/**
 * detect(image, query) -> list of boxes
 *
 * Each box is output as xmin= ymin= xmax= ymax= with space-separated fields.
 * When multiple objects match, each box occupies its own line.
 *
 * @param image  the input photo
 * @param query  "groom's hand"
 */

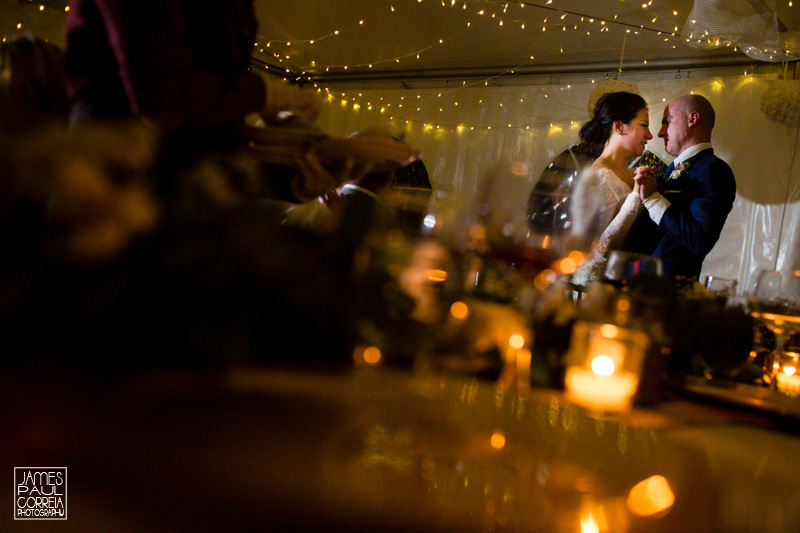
xmin=634 ymin=166 xmax=657 ymax=200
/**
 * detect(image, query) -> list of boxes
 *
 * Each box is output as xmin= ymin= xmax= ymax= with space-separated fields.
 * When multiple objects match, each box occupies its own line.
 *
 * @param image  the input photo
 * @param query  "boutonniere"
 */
xmin=667 ymin=161 xmax=691 ymax=181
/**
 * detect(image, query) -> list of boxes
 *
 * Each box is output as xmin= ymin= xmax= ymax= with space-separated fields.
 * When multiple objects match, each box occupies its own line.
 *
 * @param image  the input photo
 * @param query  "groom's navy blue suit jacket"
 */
xmin=624 ymin=148 xmax=736 ymax=279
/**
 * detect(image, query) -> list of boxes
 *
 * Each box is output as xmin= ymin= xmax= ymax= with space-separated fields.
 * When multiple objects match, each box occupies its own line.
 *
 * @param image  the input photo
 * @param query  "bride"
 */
xmin=570 ymin=91 xmax=652 ymax=286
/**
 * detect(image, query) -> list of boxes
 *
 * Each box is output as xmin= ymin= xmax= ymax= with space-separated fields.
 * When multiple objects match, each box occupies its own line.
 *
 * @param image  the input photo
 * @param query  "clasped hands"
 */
xmin=633 ymin=165 xmax=658 ymax=201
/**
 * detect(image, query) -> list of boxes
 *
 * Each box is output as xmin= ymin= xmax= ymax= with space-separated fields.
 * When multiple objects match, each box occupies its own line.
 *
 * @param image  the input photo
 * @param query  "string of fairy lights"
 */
xmin=249 ymin=0 xmax=787 ymax=135
xmin=317 ymin=75 xmax=753 ymax=138
xmin=242 ymin=0 xmax=797 ymax=136
xmin=0 ymin=0 xmax=791 ymax=137
xmin=0 ymin=0 xmax=69 ymax=43
xmin=254 ymin=0 xmax=781 ymax=82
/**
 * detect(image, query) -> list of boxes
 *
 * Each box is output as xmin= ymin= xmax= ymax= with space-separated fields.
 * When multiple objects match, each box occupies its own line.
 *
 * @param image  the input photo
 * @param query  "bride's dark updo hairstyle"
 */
xmin=579 ymin=91 xmax=647 ymax=146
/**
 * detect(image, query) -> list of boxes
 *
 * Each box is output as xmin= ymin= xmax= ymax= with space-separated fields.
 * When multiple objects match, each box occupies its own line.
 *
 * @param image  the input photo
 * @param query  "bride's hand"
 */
xmin=633 ymin=166 xmax=655 ymax=200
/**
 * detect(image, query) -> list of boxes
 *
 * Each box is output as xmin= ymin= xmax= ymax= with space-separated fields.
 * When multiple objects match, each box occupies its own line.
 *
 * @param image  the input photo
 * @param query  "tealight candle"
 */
xmin=564 ymin=321 xmax=650 ymax=412
xmin=775 ymin=353 xmax=800 ymax=394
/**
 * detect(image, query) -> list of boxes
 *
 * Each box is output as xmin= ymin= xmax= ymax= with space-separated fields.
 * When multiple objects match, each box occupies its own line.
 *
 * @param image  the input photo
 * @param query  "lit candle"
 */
xmin=564 ymin=322 xmax=649 ymax=412
xmin=776 ymin=358 xmax=800 ymax=394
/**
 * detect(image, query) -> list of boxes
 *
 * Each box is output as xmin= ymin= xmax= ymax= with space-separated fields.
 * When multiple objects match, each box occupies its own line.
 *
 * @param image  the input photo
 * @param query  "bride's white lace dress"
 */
xmin=570 ymin=167 xmax=643 ymax=287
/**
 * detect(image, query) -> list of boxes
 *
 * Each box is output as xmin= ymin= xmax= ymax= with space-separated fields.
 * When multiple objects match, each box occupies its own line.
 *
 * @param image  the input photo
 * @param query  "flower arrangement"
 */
xmin=760 ymin=80 xmax=800 ymax=127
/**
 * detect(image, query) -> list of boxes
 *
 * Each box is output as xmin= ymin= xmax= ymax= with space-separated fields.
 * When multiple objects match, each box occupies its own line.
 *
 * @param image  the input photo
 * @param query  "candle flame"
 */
xmin=509 ymin=334 xmax=525 ymax=349
xmin=591 ymin=356 xmax=615 ymax=376
xmin=580 ymin=512 xmax=600 ymax=533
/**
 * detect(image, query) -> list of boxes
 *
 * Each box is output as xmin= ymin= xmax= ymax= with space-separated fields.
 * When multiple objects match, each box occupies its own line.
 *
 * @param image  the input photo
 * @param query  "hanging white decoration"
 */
xmin=760 ymin=79 xmax=800 ymax=127
xmin=586 ymin=79 xmax=640 ymax=118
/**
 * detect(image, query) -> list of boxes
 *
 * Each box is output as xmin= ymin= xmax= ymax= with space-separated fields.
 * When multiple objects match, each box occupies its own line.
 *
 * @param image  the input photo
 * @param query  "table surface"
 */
xmin=3 ymin=366 xmax=800 ymax=532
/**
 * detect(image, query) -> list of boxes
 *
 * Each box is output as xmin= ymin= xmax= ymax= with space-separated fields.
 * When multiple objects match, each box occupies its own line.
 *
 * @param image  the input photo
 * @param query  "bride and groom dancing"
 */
xmin=569 ymin=91 xmax=737 ymax=286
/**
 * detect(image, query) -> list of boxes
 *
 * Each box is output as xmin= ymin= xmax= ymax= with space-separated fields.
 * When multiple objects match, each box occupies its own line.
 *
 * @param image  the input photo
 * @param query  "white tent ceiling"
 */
xmin=3 ymin=0 xmax=796 ymax=84
xmin=252 ymin=0 xmax=799 ymax=87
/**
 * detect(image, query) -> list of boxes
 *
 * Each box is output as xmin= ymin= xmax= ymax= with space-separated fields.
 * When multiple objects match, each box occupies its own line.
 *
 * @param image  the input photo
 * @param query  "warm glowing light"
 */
xmin=600 ymin=324 xmax=619 ymax=338
xmin=450 ymin=301 xmax=469 ymax=320
xmin=591 ymin=355 xmax=616 ymax=376
xmin=511 ymin=161 xmax=529 ymax=176
xmin=469 ymin=224 xmax=486 ymax=241
xmin=559 ymin=257 xmax=577 ymax=274
xmin=490 ymin=431 xmax=506 ymax=449
xmin=509 ymin=334 xmax=525 ymax=350
xmin=568 ymin=250 xmax=585 ymax=264
xmin=427 ymin=269 xmax=448 ymax=282
xmin=616 ymin=298 xmax=631 ymax=312
xmin=580 ymin=512 xmax=600 ymax=533
xmin=627 ymin=475 xmax=675 ymax=517
xmin=785 ymin=365 xmax=797 ymax=376
xmin=363 ymin=346 xmax=382 ymax=365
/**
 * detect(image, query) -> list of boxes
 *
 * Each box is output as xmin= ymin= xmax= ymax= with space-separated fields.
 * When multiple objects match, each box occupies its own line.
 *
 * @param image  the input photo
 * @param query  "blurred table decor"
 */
xmin=603 ymin=251 xmax=662 ymax=286
xmin=704 ymin=275 xmax=738 ymax=297
xmin=750 ymin=270 xmax=800 ymax=389
xmin=564 ymin=320 xmax=650 ymax=412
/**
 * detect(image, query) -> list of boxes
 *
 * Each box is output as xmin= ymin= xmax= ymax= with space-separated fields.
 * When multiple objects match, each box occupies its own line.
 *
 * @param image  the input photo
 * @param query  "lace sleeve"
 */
xmin=570 ymin=168 xmax=623 ymax=242
xmin=595 ymin=192 xmax=642 ymax=254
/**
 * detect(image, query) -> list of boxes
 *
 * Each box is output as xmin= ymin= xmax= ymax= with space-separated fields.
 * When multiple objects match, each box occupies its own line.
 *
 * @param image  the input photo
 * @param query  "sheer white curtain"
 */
xmin=316 ymin=70 xmax=800 ymax=293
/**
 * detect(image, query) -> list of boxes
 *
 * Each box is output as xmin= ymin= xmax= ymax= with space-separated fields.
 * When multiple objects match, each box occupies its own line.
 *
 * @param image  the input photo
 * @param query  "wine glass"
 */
xmin=750 ymin=270 xmax=800 ymax=388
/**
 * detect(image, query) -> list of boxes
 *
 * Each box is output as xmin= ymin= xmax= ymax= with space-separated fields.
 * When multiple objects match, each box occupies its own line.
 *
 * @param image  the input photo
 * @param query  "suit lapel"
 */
xmin=667 ymin=148 xmax=714 ymax=185
xmin=662 ymin=162 xmax=675 ymax=183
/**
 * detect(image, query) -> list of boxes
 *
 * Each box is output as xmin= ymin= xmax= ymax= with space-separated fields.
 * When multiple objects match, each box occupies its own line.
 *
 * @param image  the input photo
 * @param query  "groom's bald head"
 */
xmin=675 ymin=94 xmax=715 ymax=132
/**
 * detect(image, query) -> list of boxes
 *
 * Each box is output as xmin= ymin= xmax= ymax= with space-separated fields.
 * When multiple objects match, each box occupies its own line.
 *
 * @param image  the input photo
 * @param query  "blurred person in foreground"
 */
xmin=0 ymin=10 xmax=361 ymax=385
xmin=0 ymin=34 xmax=70 ymax=272
xmin=569 ymin=91 xmax=652 ymax=287
xmin=628 ymin=94 xmax=736 ymax=279
xmin=63 ymin=0 xmax=363 ymax=204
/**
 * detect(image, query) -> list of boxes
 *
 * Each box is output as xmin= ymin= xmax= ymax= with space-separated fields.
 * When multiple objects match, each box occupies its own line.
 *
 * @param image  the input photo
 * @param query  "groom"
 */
xmin=626 ymin=94 xmax=736 ymax=279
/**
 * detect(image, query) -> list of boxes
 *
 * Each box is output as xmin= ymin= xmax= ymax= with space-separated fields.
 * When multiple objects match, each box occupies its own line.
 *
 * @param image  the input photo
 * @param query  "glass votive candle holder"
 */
xmin=774 ymin=351 xmax=800 ymax=394
xmin=564 ymin=321 xmax=650 ymax=412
